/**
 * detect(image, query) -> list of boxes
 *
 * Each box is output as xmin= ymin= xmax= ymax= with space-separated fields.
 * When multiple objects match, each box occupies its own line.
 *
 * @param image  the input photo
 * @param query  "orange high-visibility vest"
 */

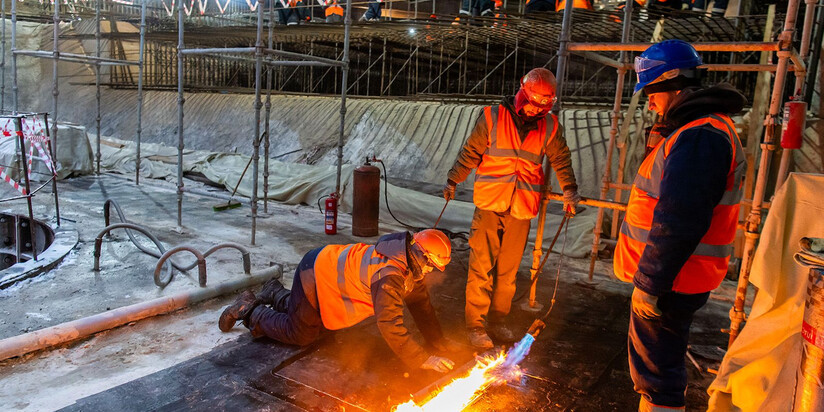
xmin=473 ymin=105 xmax=558 ymax=220
xmin=313 ymin=242 xmax=398 ymax=330
xmin=555 ymin=0 xmax=594 ymax=11
xmin=325 ymin=3 xmax=343 ymax=16
xmin=614 ymin=114 xmax=746 ymax=294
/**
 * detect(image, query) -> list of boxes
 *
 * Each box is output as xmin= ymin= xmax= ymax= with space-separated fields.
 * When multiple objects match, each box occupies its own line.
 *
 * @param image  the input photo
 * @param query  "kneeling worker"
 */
xmin=219 ymin=229 xmax=459 ymax=373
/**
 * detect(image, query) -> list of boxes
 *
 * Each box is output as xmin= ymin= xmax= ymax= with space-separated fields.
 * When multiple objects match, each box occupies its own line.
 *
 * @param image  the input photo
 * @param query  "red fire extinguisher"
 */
xmin=781 ymin=99 xmax=807 ymax=150
xmin=324 ymin=192 xmax=338 ymax=235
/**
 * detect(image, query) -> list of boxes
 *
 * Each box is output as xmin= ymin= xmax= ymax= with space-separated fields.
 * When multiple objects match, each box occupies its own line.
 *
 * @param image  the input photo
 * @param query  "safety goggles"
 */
xmin=423 ymin=252 xmax=448 ymax=271
xmin=524 ymin=90 xmax=557 ymax=110
xmin=634 ymin=55 xmax=667 ymax=74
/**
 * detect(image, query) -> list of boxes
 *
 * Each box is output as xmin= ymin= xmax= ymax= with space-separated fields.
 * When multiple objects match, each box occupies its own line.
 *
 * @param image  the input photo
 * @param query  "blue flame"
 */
xmin=501 ymin=333 xmax=535 ymax=369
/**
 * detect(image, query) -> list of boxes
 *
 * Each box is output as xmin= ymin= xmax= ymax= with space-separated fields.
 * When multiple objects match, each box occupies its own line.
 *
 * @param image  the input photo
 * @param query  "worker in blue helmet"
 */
xmin=618 ymin=39 xmax=747 ymax=412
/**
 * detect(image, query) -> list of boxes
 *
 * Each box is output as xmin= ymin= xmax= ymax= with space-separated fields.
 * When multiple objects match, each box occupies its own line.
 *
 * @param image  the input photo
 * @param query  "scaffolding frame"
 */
xmin=175 ymin=0 xmax=352 ymax=245
xmin=569 ymin=0 xmax=818 ymax=346
xmin=7 ymin=0 xmax=147 ymax=183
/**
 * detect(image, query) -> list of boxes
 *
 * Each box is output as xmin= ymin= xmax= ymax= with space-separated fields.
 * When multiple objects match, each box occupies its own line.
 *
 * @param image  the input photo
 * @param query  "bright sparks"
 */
xmin=394 ymin=334 xmax=536 ymax=412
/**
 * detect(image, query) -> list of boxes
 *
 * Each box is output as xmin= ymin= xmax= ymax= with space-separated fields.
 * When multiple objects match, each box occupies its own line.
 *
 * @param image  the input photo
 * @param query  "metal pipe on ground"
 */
xmin=0 ymin=264 xmax=283 ymax=362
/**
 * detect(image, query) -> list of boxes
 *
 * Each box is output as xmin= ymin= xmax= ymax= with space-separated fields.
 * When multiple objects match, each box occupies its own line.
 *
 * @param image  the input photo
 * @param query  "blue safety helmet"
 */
xmin=634 ymin=39 xmax=703 ymax=93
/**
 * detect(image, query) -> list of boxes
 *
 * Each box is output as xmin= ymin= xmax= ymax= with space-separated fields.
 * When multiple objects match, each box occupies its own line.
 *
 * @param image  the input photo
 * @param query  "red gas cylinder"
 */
xmin=352 ymin=161 xmax=381 ymax=237
xmin=324 ymin=192 xmax=338 ymax=235
xmin=782 ymin=100 xmax=807 ymax=149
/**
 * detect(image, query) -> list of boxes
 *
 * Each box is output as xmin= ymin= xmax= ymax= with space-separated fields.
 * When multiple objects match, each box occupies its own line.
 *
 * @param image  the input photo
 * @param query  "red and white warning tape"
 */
xmin=0 ymin=166 xmax=26 ymax=195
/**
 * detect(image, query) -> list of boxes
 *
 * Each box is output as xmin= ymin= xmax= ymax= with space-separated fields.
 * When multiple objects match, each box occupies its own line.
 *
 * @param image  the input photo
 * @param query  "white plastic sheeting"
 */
xmin=708 ymin=173 xmax=824 ymax=412
xmin=97 ymin=135 xmax=599 ymax=257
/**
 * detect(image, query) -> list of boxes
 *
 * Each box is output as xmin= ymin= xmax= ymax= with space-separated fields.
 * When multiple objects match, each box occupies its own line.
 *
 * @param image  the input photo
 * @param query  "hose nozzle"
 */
xmin=527 ymin=319 xmax=546 ymax=338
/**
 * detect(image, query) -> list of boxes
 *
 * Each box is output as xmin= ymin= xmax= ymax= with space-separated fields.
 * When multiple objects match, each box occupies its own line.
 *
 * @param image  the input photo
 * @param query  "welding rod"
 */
xmin=432 ymin=199 xmax=449 ymax=229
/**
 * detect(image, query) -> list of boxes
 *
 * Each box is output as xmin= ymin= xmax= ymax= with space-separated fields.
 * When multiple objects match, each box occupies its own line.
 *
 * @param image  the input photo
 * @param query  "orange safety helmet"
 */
xmin=520 ymin=68 xmax=557 ymax=110
xmin=412 ymin=229 xmax=451 ymax=271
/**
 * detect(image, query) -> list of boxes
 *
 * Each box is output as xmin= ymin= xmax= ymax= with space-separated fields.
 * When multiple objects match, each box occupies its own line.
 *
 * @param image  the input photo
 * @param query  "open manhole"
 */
xmin=0 ymin=213 xmax=78 ymax=289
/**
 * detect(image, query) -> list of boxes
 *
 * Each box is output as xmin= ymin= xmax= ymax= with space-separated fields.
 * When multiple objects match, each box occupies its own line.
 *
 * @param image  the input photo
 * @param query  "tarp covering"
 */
xmin=97 ymin=135 xmax=599 ymax=257
xmin=708 ymin=173 xmax=824 ymax=411
xmin=0 ymin=121 xmax=93 ymax=183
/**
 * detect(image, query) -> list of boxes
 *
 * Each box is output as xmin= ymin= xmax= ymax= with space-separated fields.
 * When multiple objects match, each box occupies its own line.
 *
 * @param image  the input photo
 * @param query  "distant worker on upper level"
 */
xmin=460 ymin=0 xmax=495 ymax=17
xmin=361 ymin=0 xmax=383 ymax=21
xmin=687 ymin=0 xmax=727 ymax=16
xmin=275 ymin=0 xmax=310 ymax=25
xmin=321 ymin=0 xmax=343 ymax=22
xmin=525 ymin=0 xmax=592 ymax=14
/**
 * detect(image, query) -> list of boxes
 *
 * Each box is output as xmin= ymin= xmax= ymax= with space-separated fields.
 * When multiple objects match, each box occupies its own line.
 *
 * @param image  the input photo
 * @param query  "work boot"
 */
xmin=257 ymin=278 xmax=289 ymax=305
xmin=218 ymin=290 xmax=259 ymax=332
xmin=467 ymin=327 xmax=494 ymax=350
xmin=488 ymin=322 xmax=516 ymax=343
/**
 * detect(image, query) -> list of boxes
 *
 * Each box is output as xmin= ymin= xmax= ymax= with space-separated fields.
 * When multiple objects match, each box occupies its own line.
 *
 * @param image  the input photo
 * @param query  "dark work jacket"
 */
xmin=633 ymin=84 xmax=747 ymax=296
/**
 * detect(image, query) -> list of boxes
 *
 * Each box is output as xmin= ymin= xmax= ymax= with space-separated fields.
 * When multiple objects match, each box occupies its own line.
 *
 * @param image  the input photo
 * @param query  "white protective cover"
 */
xmin=708 ymin=173 xmax=824 ymax=412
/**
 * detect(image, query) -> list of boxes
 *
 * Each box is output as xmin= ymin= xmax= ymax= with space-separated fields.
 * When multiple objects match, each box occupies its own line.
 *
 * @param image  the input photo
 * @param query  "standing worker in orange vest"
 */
xmin=443 ymin=67 xmax=580 ymax=349
xmin=614 ymin=40 xmax=746 ymax=411
xmin=218 ymin=229 xmax=461 ymax=373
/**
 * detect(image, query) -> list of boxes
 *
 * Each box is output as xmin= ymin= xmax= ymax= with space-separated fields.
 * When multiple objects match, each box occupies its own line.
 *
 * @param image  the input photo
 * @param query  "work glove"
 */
xmin=421 ymin=355 xmax=455 ymax=373
xmin=432 ymin=338 xmax=464 ymax=353
xmin=563 ymin=189 xmax=581 ymax=217
xmin=443 ymin=181 xmax=456 ymax=201
xmin=631 ymin=287 xmax=662 ymax=319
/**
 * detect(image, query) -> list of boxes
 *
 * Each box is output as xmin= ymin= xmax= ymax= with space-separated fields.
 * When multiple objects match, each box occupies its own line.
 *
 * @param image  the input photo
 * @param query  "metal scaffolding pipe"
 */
xmin=334 ymin=0 xmax=352 ymax=196
xmin=10 ymin=0 xmax=16 ymax=114
xmin=1 ymin=0 xmax=5 ymax=112
xmin=49 ymin=0 xmax=60 ymax=163
xmin=135 ymin=0 xmax=147 ymax=185
xmin=250 ymin=3 xmax=264 ymax=246
xmin=15 ymin=117 xmax=36 ymax=261
xmin=95 ymin=0 xmax=101 ymax=174
xmin=0 ymin=264 xmax=283 ymax=362
xmin=43 ymin=115 xmax=60 ymax=225
xmin=262 ymin=48 xmax=346 ymax=67
xmin=13 ymin=50 xmax=139 ymax=66
xmin=176 ymin=3 xmax=185 ymax=228
xmin=179 ymin=47 xmax=256 ymax=55
xmin=553 ymin=0 xmax=575 ymax=112
xmin=729 ymin=0 xmax=802 ymax=346
xmin=263 ymin=0 xmax=273 ymax=214
xmin=588 ymin=0 xmax=633 ymax=283
xmin=568 ymin=42 xmax=780 ymax=52
xmin=776 ymin=0 xmax=819 ymax=189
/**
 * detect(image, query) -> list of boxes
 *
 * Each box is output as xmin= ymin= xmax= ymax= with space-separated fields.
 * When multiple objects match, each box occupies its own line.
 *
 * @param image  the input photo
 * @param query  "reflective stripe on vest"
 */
xmin=313 ymin=243 xmax=393 ymax=330
xmin=472 ymin=105 xmax=557 ymax=220
xmin=614 ymin=113 xmax=745 ymax=294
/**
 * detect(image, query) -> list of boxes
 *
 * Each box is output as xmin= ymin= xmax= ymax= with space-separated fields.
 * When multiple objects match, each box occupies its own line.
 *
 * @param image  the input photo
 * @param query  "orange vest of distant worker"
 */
xmin=614 ymin=114 xmax=745 ymax=294
xmin=473 ymin=105 xmax=558 ymax=220
xmin=555 ymin=0 xmax=594 ymax=11
xmin=325 ymin=0 xmax=343 ymax=17
xmin=313 ymin=242 xmax=397 ymax=330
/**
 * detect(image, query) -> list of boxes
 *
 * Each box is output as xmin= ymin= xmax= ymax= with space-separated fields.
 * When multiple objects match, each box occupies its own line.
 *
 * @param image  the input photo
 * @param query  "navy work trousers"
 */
xmin=628 ymin=291 xmax=710 ymax=408
xmin=247 ymin=248 xmax=324 ymax=346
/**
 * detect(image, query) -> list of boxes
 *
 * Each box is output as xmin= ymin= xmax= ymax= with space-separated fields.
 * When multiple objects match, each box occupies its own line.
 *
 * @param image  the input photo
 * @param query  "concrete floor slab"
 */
xmin=0 ymin=174 xmax=739 ymax=411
